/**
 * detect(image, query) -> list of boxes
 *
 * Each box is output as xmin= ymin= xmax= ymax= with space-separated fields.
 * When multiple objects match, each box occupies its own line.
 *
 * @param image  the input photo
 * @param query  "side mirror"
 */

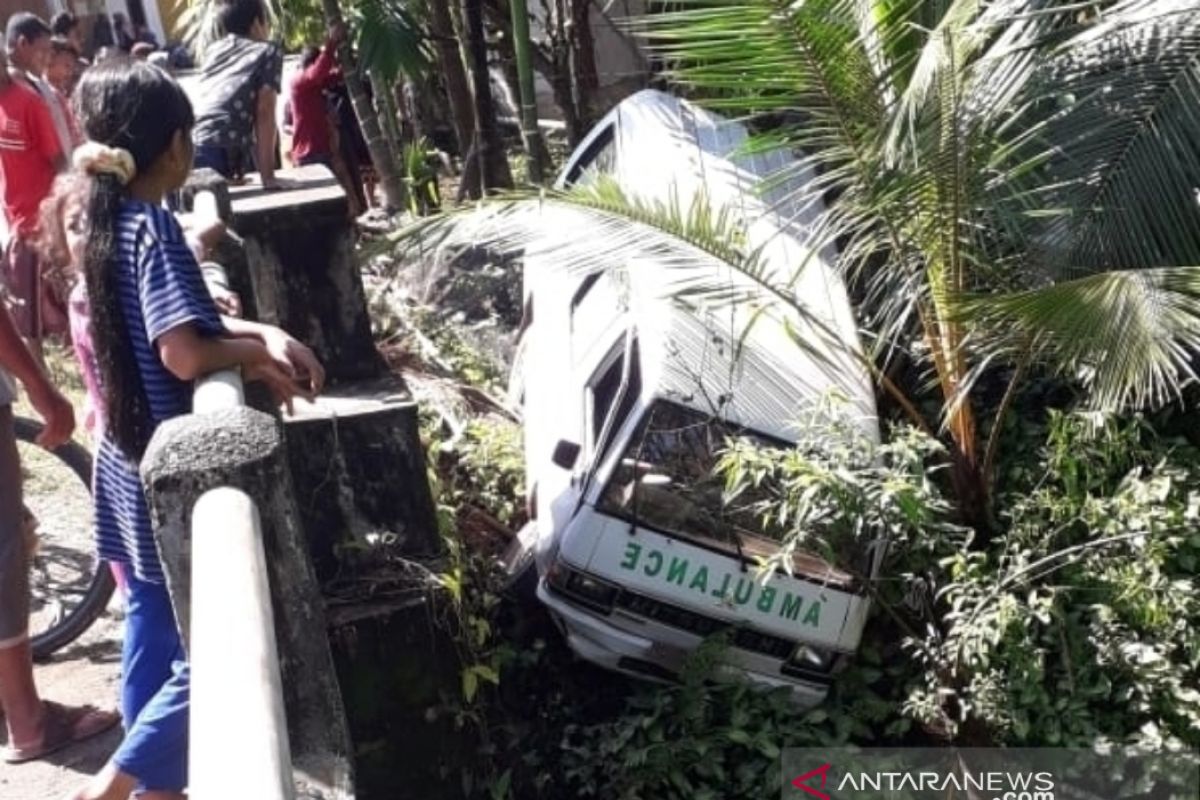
xmin=552 ymin=440 xmax=582 ymax=470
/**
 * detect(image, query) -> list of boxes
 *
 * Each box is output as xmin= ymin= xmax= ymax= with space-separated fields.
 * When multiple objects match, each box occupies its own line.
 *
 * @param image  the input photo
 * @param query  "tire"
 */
xmin=14 ymin=417 xmax=115 ymax=660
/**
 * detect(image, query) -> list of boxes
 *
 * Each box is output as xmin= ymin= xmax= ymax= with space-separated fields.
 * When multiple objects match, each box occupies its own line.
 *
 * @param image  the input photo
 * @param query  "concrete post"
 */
xmin=226 ymin=166 xmax=386 ymax=383
xmin=142 ymin=405 xmax=355 ymax=799
xmin=283 ymin=379 xmax=442 ymax=584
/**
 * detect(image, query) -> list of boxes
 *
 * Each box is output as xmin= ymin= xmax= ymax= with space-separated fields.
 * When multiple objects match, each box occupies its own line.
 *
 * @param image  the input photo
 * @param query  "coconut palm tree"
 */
xmin=398 ymin=0 xmax=1200 ymax=526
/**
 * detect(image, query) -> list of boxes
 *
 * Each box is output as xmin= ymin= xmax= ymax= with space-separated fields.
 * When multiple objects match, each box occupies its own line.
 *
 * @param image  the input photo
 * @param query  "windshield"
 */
xmin=596 ymin=400 xmax=855 ymax=586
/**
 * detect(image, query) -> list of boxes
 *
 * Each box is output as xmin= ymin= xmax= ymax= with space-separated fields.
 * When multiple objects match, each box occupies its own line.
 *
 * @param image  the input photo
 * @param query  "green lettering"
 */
xmin=802 ymin=601 xmax=822 ymax=627
xmin=643 ymin=550 xmax=663 ymax=577
xmin=689 ymin=566 xmax=709 ymax=593
xmin=757 ymin=586 xmax=777 ymax=614
xmin=711 ymin=572 xmax=731 ymax=599
xmin=733 ymin=577 xmax=753 ymax=605
xmin=779 ymin=593 xmax=804 ymax=621
xmin=620 ymin=542 xmax=642 ymax=571
xmin=667 ymin=558 xmax=689 ymax=585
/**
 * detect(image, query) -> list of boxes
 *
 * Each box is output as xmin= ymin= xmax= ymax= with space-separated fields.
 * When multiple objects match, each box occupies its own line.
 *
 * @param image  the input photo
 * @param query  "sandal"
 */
xmin=2 ymin=700 xmax=120 ymax=764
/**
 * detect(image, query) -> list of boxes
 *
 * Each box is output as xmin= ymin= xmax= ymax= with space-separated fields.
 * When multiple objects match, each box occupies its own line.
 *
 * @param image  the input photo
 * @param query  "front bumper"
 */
xmin=537 ymin=579 xmax=830 ymax=707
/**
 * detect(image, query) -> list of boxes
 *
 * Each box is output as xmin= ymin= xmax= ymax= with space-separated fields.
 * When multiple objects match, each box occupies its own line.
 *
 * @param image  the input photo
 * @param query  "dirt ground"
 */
xmin=0 ymin=604 xmax=124 ymax=800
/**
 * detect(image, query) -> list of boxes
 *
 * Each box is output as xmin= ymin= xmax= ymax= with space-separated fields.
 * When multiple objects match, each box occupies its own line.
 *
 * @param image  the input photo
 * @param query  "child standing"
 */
xmin=37 ymin=173 xmax=242 ymax=437
xmin=65 ymin=60 xmax=324 ymax=800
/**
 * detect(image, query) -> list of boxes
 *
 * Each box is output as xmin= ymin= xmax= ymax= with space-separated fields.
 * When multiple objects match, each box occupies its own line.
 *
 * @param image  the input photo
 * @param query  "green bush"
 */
xmin=916 ymin=410 xmax=1200 ymax=748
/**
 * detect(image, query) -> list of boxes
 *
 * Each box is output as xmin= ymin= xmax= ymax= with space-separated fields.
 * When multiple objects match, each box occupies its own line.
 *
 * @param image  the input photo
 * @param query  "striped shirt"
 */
xmin=93 ymin=200 xmax=223 ymax=583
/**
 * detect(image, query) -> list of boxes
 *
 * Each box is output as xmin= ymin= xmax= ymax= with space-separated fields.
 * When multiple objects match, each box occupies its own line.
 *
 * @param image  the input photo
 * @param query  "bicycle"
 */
xmin=16 ymin=416 xmax=115 ymax=660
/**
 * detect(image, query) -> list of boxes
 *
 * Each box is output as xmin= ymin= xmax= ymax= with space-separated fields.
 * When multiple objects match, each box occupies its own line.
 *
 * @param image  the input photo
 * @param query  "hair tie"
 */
xmin=73 ymin=142 xmax=137 ymax=185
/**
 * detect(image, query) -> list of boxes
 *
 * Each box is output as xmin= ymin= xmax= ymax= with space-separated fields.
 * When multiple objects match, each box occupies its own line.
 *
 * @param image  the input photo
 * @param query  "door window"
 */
xmin=563 ymin=125 xmax=617 ymax=187
xmin=588 ymin=339 xmax=641 ymax=459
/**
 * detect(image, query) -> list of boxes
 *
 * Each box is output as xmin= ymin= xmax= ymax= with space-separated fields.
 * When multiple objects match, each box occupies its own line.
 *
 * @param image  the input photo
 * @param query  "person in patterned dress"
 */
xmin=190 ymin=0 xmax=283 ymax=188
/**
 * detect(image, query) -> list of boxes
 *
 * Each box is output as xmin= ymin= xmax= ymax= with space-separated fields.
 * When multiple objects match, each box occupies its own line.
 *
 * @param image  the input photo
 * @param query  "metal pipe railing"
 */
xmin=187 ymin=304 xmax=294 ymax=798
xmin=189 ymin=486 xmax=293 ymax=800
xmin=192 ymin=368 xmax=245 ymax=413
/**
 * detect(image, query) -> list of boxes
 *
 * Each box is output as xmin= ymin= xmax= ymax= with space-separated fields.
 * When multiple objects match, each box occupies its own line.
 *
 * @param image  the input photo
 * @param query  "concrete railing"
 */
xmin=187 ymin=363 xmax=294 ymax=799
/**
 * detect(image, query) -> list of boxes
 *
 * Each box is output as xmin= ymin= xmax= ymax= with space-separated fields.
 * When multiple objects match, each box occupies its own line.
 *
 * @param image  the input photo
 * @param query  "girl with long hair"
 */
xmin=65 ymin=59 xmax=323 ymax=800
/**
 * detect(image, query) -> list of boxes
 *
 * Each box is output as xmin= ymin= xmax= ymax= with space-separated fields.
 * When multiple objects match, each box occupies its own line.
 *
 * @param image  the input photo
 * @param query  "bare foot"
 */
xmin=61 ymin=763 xmax=134 ymax=800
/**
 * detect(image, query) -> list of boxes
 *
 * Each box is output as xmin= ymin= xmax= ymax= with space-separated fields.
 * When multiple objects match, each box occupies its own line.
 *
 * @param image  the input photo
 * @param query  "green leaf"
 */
xmin=962 ymin=267 xmax=1200 ymax=410
xmin=355 ymin=0 xmax=435 ymax=82
xmin=490 ymin=768 xmax=512 ymax=800
xmin=475 ymin=664 xmax=501 ymax=685
xmin=727 ymin=728 xmax=752 ymax=745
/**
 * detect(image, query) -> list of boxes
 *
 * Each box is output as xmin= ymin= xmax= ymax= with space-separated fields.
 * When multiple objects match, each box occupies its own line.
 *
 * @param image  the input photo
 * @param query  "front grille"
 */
xmin=732 ymin=628 xmax=795 ymax=660
xmin=614 ymin=590 xmax=794 ymax=660
xmin=780 ymin=660 xmax=835 ymax=683
xmin=617 ymin=656 xmax=680 ymax=683
xmin=616 ymin=590 xmax=723 ymax=635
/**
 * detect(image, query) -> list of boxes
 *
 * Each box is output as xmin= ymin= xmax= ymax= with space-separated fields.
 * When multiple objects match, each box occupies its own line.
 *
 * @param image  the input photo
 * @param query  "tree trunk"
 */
xmin=320 ymin=0 xmax=406 ymax=211
xmin=921 ymin=310 xmax=991 ymax=539
xmin=483 ymin=0 xmax=583 ymax=147
xmin=463 ymin=0 xmax=513 ymax=193
xmin=370 ymin=70 xmax=405 ymax=169
xmin=569 ymin=0 xmax=598 ymax=132
xmin=397 ymin=75 xmax=421 ymax=142
xmin=484 ymin=0 xmax=554 ymax=175
xmin=429 ymin=0 xmax=477 ymax=161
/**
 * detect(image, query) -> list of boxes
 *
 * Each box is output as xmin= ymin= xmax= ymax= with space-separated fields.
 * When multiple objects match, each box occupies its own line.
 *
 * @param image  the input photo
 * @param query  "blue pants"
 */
xmin=298 ymin=152 xmax=332 ymax=169
xmin=193 ymin=144 xmax=236 ymax=180
xmin=112 ymin=564 xmax=189 ymax=792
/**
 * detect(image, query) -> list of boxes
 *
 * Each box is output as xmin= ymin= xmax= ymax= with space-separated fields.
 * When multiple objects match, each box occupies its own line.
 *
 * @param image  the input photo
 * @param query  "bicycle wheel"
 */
xmin=14 ymin=417 xmax=116 ymax=660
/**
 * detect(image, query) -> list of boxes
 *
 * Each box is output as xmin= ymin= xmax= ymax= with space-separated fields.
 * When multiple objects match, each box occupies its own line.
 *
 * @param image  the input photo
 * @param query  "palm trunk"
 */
xmin=919 ymin=302 xmax=989 ymax=535
xmin=429 ymin=0 xmax=477 ymax=160
xmin=320 ymin=0 xmax=406 ymax=211
xmin=463 ymin=0 xmax=513 ymax=193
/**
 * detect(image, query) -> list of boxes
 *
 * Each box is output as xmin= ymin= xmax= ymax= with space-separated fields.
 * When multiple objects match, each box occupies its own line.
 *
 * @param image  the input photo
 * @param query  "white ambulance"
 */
xmin=507 ymin=90 xmax=881 ymax=705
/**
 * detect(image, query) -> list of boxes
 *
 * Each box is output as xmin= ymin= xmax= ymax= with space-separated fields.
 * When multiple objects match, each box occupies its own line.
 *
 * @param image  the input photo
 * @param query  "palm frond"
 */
xmin=962 ymin=266 xmax=1200 ymax=409
xmin=637 ymin=0 xmax=883 ymax=168
xmin=1015 ymin=0 xmax=1200 ymax=273
xmin=395 ymin=179 xmax=769 ymax=297
xmin=391 ymin=177 xmax=884 ymax=396
xmin=354 ymin=0 xmax=434 ymax=82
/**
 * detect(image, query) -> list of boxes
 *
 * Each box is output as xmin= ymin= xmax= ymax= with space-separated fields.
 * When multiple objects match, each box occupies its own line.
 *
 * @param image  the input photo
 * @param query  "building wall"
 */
xmin=527 ymin=0 xmax=652 ymax=122
xmin=155 ymin=0 xmax=183 ymax=43
xmin=0 ymin=0 xmax=56 ymax=29
xmin=0 ymin=0 xmax=168 ymax=55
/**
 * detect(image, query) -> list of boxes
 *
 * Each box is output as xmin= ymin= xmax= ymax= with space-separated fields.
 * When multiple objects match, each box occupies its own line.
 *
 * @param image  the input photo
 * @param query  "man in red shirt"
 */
xmin=0 ymin=47 xmax=118 ymax=767
xmin=287 ymin=23 xmax=346 ymax=169
xmin=0 ymin=48 xmax=66 ymax=345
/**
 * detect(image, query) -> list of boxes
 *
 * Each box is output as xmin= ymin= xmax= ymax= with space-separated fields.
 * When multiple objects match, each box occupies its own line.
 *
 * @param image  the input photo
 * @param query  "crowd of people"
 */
xmin=0 ymin=1 xmax=333 ymax=797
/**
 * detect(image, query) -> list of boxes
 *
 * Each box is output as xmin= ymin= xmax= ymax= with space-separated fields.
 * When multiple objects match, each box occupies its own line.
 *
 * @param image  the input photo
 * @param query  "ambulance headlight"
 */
xmin=546 ymin=561 xmax=618 ymax=613
xmin=781 ymin=644 xmax=836 ymax=678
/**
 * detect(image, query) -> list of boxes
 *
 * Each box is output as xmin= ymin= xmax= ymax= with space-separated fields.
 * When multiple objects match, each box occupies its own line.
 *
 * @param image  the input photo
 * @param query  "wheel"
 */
xmin=14 ymin=417 xmax=115 ymax=660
